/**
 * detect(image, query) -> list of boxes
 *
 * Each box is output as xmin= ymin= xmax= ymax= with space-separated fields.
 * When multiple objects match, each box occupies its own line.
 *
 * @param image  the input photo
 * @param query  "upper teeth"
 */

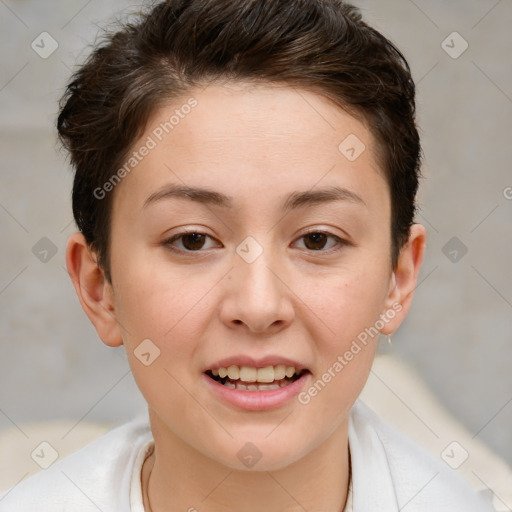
xmin=211 ymin=365 xmax=300 ymax=383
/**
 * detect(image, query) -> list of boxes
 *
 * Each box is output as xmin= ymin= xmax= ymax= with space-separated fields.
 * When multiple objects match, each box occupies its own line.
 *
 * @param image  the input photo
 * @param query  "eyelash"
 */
xmin=162 ymin=229 xmax=349 ymax=254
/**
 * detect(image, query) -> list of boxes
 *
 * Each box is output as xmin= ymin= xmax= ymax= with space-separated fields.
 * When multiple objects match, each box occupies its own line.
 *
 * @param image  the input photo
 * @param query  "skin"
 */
xmin=66 ymin=82 xmax=426 ymax=512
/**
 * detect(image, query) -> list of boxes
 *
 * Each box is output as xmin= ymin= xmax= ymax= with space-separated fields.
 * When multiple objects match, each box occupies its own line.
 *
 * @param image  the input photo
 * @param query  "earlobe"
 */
xmin=66 ymin=232 xmax=124 ymax=347
xmin=380 ymin=223 xmax=427 ymax=335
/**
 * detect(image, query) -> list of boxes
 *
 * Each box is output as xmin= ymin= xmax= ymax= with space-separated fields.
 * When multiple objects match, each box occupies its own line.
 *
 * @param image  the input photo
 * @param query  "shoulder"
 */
xmin=348 ymin=400 xmax=495 ymax=511
xmin=0 ymin=416 xmax=152 ymax=512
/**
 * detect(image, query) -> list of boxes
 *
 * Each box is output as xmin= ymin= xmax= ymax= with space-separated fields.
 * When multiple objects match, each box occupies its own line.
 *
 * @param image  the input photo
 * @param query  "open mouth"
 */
xmin=205 ymin=364 xmax=309 ymax=391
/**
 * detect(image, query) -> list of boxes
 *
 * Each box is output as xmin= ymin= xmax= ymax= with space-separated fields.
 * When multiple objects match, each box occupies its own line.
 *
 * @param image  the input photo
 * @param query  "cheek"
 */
xmin=294 ymin=273 xmax=383 ymax=428
xmin=113 ymin=247 xmax=213 ymax=341
xmin=113 ymin=266 xmax=211 ymax=415
xmin=303 ymin=265 xmax=389 ymax=345
xmin=297 ymin=264 xmax=388 ymax=397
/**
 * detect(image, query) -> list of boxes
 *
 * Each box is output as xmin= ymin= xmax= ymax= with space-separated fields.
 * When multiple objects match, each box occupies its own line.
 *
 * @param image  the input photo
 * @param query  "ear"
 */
xmin=379 ymin=223 xmax=427 ymax=335
xmin=65 ymin=232 xmax=124 ymax=347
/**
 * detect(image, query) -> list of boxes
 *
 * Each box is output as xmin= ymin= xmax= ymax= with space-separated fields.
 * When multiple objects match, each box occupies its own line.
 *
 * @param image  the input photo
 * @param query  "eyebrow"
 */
xmin=143 ymin=184 xmax=232 ymax=209
xmin=282 ymin=186 xmax=366 ymax=211
xmin=142 ymin=184 xmax=366 ymax=211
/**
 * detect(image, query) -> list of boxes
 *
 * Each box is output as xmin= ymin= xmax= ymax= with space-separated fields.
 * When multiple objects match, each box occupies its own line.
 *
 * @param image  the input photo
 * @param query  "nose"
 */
xmin=219 ymin=250 xmax=295 ymax=335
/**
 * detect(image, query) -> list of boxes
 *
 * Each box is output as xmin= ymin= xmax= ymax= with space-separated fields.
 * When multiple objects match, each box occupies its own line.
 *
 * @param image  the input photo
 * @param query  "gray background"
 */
xmin=1 ymin=0 xmax=511 ymax=466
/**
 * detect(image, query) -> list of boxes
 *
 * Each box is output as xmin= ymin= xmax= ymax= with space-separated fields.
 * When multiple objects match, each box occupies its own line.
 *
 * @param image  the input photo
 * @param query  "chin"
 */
xmin=208 ymin=434 xmax=311 ymax=473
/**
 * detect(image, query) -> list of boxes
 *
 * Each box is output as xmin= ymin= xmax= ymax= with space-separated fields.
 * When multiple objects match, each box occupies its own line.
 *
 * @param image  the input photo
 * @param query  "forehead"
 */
xmin=112 ymin=82 xmax=387 ymax=214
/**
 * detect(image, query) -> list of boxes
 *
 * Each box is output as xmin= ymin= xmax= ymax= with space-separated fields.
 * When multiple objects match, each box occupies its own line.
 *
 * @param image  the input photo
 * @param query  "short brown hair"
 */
xmin=57 ymin=0 xmax=421 ymax=281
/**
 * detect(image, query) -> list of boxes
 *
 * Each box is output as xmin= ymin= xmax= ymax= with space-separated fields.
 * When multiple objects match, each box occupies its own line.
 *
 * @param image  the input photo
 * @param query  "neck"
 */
xmin=142 ymin=412 xmax=350 ymax=512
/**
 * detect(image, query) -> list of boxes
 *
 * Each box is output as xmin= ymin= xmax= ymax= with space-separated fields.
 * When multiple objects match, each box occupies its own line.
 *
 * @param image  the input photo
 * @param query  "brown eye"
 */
xmin=181 ymin=233 xmax=206 ymax=250
xmin=293 ymin=231 xmax=347 ymax=252
xmin=303 ymin=232 xmax=329 ymax=250
xmin=165 ymin=231 xmax=219 ymax=252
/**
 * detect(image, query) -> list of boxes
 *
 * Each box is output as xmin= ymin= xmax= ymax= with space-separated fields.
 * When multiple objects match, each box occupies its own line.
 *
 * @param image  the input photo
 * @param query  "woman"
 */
xmin=0 ymin=1 xmax=494 ymax=510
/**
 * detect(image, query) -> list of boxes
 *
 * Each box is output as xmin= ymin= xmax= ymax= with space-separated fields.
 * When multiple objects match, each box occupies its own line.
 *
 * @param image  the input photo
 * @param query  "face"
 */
xmin=103 ymin=82 xmax=405 ymax=470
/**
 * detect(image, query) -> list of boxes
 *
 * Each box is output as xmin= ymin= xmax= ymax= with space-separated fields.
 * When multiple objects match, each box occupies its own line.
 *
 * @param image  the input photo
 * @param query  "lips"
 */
xmin=202 ymin=356 xmax=311 ymax=409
